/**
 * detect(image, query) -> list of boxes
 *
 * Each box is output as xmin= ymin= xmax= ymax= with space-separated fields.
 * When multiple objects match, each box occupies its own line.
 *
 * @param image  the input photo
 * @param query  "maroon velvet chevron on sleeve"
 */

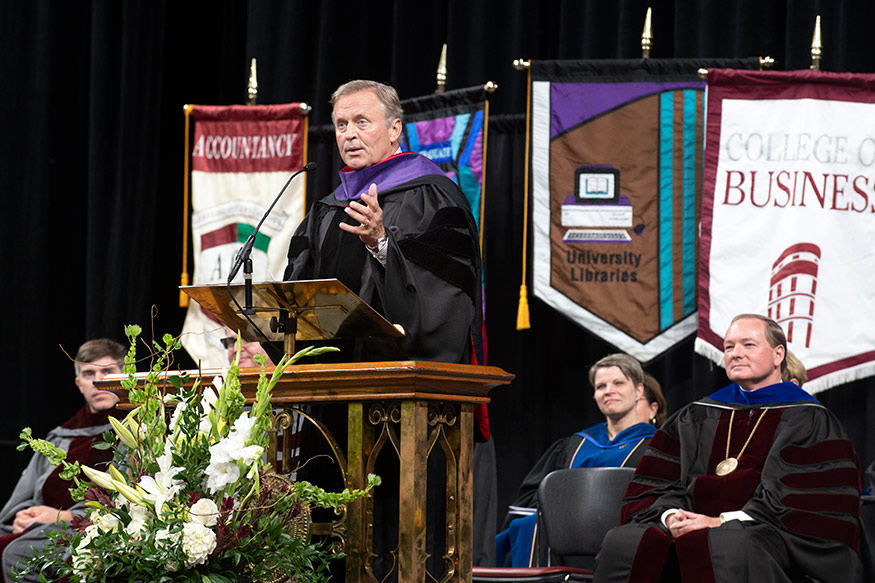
xmin=778 ymin=437 xmax=861 ymax=551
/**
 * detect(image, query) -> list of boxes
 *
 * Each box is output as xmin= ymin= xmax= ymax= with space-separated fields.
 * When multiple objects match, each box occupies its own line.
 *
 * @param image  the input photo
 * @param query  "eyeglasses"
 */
xmin=220 ymin=337 xmax=237 ymax=349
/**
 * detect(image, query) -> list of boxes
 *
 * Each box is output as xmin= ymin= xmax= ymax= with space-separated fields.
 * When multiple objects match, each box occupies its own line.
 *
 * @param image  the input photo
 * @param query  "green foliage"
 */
xmin=18 ymin=429 xmax=67 ymax=466
xmin=295 ymin=473 xmax=381 ymax=508
xmin=18 ymin=428 xmax=84 ymax=492
xmin=19 ymin=325 xmax=370 ymax=583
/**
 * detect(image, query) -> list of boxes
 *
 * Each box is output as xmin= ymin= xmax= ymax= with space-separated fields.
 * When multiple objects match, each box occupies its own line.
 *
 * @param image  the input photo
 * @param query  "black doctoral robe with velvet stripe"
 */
xmin=283 ymin=153 xmax=487 ymax=581
xmin=594 ymin=382 xmax=862 ymax=583
xmin=284 ymin=152 xmax=483 ymax=367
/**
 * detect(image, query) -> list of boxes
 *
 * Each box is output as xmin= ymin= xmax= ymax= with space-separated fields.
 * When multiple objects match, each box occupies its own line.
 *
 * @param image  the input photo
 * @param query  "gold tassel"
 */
xmin=516 ymin=284 xmax=531 ymax=330
xmin=516 ymin=63 xmax=533 ymax=330
xmin=179 ymin=271 xmax=189 ymax=308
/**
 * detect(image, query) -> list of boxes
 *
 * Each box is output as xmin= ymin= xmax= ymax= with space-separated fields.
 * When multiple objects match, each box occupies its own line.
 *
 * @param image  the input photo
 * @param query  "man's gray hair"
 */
xmin=330 ymin=80 xmax=403 ymax=127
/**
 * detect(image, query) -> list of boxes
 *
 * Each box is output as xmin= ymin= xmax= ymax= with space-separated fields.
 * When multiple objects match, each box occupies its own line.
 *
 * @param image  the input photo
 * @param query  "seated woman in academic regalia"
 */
xmin=495 ymin=354 xmax=666 ymax=568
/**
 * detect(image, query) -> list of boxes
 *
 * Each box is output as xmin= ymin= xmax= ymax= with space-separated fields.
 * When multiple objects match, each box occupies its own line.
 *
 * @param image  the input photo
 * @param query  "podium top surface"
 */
xmin=96 ymin=360 xmax=514 ymax=406
xmin=181 ymin=279 xmax=404 ymax=343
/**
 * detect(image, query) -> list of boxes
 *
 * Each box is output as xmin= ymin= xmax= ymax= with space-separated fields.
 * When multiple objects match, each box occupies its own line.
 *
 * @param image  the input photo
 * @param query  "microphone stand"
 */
xmin=225 ymin=162 xmax=316 ymax=334
xmin=243 ymin=257 xmax=254 ymax=315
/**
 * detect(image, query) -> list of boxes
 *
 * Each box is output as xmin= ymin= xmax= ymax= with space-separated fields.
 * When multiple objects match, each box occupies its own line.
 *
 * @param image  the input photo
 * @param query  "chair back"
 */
xmin=536 ymin=467 xmax=635 ymax=569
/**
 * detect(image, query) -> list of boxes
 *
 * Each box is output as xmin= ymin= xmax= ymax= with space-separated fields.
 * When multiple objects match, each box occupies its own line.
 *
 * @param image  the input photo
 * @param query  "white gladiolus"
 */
xmin=154 ymin=526 xmax=181 ymax=549
xmin=168 ymin=400 xmax=187 ymax=432
xmin=204 ymin=411 xmax=263 ymax=494
xmin=72 ymin=524 xmax=102 ymax=576
xmin=199 ymin=387 xmax=219 ymax=435
xmin=205 ymin=461 xmax=240 ymax=493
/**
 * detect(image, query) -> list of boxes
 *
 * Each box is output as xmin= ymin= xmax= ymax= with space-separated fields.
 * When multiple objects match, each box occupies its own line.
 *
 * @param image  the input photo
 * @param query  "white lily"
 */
xmin=108 ymin=416 xmax=138 ymax=450
xmin=137 ymin=451 xmax=184 ymax=514
xmin=82 ymin=465 xmax=119 ymax=491
xmin=108 ymin=464 xmax=128 ymax=484
xmin=111 ymin=478 xmax=147 ymax=506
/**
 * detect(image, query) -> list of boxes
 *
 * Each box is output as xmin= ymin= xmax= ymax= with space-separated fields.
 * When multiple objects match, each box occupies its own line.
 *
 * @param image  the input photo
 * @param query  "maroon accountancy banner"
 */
xmin=181 ymin=104 xmax=308 ymax=368
xmin=696 ymin=69 xmax=875 ymax=393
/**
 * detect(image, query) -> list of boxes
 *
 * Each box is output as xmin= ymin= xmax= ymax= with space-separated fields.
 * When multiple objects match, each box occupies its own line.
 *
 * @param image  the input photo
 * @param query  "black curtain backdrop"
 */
xmin=2 ymin=0 xmax=875 ymax=532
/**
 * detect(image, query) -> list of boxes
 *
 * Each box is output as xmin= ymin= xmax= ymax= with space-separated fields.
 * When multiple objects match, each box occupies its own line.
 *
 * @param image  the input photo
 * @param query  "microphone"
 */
xmin=227 ymin=161 xmax=317 ymax=283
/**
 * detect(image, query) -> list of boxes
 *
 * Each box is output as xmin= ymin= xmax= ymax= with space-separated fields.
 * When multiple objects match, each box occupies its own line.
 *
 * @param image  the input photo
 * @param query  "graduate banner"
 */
xmin=696 ymin=69 xmax=875 ymax=393
xmin=531 ymin=59 xmax=757 ymax=362
xmin=181 ymin=104 xmax=308 ymax=367
xmin=400 ymin=86 xmax=487 ymax=234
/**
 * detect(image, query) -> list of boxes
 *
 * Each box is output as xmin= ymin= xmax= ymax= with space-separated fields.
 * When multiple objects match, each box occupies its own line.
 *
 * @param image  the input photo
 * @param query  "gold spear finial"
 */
xmin=513 ymin=58 xmax=531 ymax=70
xmin=810 ymin=15 xmax=822 ymax=70
xmin=247 ymin=58 xmax=258 ymax=105
xmin=641 ymin=7 xmax=653 ymax=59
xmin=436 ymin=43 xmax=448 ymax=94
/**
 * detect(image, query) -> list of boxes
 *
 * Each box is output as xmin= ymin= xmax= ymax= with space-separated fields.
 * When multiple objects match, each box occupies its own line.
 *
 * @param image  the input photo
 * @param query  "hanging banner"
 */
xmin=181 ymin=104 xmax=307 ymax=367
xmin=531 ymin=59 xmax=757 ymax=362
xmin=400 ymin=86 xmax=488 ymax=234
xmin=696 ymin=69 xmax=875 ymax=393
xmin=399 ymin=86 xmax=491 ymax=436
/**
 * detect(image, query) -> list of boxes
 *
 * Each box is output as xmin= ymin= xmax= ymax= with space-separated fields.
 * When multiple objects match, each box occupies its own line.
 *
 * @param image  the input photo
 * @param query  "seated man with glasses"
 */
xmin=0 ymin=338 xmax=126 ymax=582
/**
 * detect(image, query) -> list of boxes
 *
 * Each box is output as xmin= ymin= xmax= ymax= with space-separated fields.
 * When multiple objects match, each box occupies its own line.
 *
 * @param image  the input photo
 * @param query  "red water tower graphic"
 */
xmin=767 ymin=243 xmax=821 ymax=348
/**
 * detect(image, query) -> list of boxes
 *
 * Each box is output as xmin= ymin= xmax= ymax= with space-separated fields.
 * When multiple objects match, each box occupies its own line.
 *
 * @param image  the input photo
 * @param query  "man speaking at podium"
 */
xmin=283 ymin=79 xmax=483 ymax=365
xmin=283 ymin=80 xmax=495 ymax=570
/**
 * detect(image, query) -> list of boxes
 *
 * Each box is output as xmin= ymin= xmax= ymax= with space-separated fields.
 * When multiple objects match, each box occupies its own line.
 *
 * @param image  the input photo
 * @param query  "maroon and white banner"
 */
xmin=697 ymin=69 xmax=875 ymax=393
xmin=182 ymin=104 xmax=308 ymax=367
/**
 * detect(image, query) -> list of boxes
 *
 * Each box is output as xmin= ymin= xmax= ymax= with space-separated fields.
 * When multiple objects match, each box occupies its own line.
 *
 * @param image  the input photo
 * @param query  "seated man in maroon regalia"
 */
xmin=0 ymin=338 xmax=126 ymax=582
xmin=594 ymin=314 xmax=862 ymax=583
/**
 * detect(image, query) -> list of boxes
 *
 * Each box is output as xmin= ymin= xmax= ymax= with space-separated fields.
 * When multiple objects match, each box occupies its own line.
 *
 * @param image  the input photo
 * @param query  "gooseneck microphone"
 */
xmin=227 ymin=161 xmax=317 ymax=284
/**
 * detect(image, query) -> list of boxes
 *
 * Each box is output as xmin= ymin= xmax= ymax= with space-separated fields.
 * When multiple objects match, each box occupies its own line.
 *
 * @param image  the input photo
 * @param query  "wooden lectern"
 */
xmin=105 ymin=280 xmax=514 ymax=583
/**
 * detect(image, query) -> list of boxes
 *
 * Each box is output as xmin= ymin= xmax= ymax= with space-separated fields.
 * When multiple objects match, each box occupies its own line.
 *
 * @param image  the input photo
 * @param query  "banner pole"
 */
xmin=514 ymin=59 xmax=532 ymax=331
xmin=179 ymin=104 xmax=193 ymax=308
xmin=478 ymin=82 xmax=497 ymax=250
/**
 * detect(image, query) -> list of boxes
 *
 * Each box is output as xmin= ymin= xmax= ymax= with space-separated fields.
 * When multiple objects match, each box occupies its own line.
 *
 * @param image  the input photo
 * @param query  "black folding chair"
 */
xmin=473 ymin=467 xmax=635 ymax=583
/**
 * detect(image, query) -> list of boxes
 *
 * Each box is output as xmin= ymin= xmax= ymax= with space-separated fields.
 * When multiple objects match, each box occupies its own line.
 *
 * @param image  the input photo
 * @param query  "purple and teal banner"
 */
xmin=400 ymin=87 xmax=487 ymax=232
xmin=530 ymin=58 xmax=759 ymax=362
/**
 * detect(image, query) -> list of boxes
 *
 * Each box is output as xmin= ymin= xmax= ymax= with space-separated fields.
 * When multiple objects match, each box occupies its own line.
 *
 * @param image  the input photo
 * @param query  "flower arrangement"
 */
xmin=17 ymin=325 xmax=379 ymax=583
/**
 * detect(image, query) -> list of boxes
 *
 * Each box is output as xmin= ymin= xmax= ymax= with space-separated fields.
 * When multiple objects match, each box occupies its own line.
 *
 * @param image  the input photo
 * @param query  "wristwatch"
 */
xmin=368 ymin=233 xmax=388 ymax=253
xmin=366 ymin=233 xmax=390 ymax=266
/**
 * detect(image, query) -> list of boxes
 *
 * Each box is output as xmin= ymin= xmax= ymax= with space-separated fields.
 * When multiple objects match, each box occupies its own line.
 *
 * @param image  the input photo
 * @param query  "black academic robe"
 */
xmin=497 ymin=423 xmax=655 ymax=568
xmin=283 ymin=154 xmax=483 ymax=365
xmin=284 ymin=153 xmax=486 ymax=581
xmin=593 ymin=382 xmax=863 ymax=583
xmin=505 ymin=423 xmax=654 ymax=521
